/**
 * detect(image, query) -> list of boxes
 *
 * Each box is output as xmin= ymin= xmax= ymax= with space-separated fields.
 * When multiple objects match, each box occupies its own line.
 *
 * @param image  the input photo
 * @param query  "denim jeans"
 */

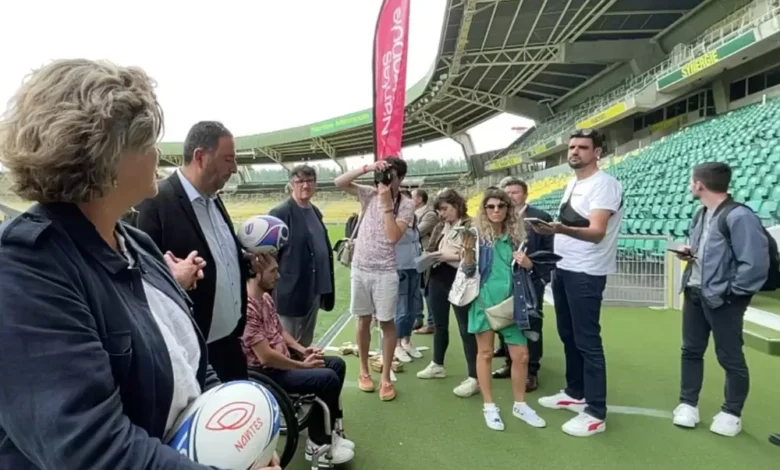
xmin=680 ymin=287 xmax=751 ymax=417
xmin=396 ymin=269 xmax=422 ymax=338
xmin=551 ymin=268 xmax=608 ymax=420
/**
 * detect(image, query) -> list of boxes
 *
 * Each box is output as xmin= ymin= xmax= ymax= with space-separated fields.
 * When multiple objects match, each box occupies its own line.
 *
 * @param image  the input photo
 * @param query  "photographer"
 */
xmin=334 ymin=158 xmax=415 ymax=402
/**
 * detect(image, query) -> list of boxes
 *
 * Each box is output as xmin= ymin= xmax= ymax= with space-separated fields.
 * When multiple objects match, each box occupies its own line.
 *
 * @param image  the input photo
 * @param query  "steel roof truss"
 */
xmin=414 ymin=111 xmax=453 ymax=137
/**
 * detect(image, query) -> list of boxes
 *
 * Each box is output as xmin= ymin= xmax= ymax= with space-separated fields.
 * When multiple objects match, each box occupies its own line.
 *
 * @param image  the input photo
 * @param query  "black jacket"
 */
xmin=135 ymin=172 xmax=250 ymax=339
xmin=525 ymin=206 xmax=554 ymax=251
xmin=269 ymin=197 xmax=335 ymax=317
xmin=525 ymin=205 xmax=555 ymax=285
xmin=0 ymin=203 xmax=219 ymax=470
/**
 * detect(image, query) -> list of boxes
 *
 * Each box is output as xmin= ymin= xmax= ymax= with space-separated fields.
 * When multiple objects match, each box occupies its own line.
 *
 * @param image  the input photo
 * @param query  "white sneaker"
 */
xmin=672 ymin=404 xmax=700 ymax=428
xmin=416 ymin=362 xmax=446 ymax=379
xmin=333 ymin=433 xmax=355 ymax=451
xmin=305 ymin=439 xmax=354 ymax=466
xmin=561 ymin=412 xmax=606 ymax=437
xmin=538 ymin=390 xmax=586 ymax=412
xmin=402 ymin=342 xmax=423 ymax=359
xmin=513 ymin=402 xmax=547 ymax=428
xmin=483 ymin=405 xmax=505 ymax=431
xmin=394 ymin=346 xmax=412 ymax=363
xmin=453 ymin=377 xmax=480 ymax=398
xmin=710 ymin=411 xmax=742 ymax=437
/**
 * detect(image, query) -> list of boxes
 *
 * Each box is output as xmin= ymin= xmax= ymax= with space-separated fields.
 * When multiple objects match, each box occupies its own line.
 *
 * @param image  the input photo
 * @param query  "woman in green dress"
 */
xmin=462 ymin=188 xmax=546 ymax=431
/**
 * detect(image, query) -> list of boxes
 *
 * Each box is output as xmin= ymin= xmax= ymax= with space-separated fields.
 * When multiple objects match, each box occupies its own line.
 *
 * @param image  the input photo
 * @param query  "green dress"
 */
xmin=467 ymin=234 xmax=527 ymax=346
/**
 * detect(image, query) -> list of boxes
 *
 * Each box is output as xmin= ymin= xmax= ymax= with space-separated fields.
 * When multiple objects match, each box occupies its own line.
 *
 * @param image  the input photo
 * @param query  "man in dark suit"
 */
xmin=136 ymin=121 xmax=255 ymax=382
xmin=493 ymin=177 xmax=554 ymax=391
xmin=268 ymin=164 xmax=335 ymax=347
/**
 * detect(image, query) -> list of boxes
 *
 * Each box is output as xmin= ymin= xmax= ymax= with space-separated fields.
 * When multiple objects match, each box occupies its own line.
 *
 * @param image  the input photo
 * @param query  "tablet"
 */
xmin=667 ymin=248 xmax=695 ymax=258
xmin=525 ymin=217 xmax=551 ymax=226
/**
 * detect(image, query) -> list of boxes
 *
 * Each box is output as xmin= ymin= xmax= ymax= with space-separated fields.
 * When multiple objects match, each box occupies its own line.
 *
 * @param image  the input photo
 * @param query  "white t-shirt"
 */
xmin=554 ymin=170 xmax=623 ymax=276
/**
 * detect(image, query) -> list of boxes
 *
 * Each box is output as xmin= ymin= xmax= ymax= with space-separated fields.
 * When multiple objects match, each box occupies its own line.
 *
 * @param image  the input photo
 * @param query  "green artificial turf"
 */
xmin=750 ymin=292 xmax=780 ymax=315
xmin=286 ymin=306 xmax=780 ymax=470
xmin=287 ymin=224 xmax=780 ymax=469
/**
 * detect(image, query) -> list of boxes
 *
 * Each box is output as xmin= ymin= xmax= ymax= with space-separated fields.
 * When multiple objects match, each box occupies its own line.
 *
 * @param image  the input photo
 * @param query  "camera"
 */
xmin=373 ymin=161 xmax=396 ymax=186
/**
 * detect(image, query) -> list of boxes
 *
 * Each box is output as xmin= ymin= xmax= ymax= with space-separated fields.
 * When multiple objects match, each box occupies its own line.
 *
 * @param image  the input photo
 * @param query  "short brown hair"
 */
xmin=0 ymin=59 xmax=163 ymax=203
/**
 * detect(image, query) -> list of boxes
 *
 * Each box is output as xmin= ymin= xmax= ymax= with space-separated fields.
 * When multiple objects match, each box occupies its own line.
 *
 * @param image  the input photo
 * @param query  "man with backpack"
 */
xmin=673 ymin=162 xmax=775 ymax=437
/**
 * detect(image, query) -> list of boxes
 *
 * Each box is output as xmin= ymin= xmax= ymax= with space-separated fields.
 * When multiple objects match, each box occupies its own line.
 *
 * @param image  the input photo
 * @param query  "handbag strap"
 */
xmin=349 ymin=207 xmax=366 ymax=243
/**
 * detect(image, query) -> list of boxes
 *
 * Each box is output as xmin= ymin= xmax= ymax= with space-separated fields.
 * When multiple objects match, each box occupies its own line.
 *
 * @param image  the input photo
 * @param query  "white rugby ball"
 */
xmin=165 ymin=380 xmax=281 ymax=469
xmin=238 ymin=215 xmax=289 ymax=254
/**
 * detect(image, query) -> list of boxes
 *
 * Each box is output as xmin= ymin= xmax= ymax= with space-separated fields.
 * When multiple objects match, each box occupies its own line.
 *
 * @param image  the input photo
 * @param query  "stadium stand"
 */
xmin=520 ymin=98 xmax=780 ymax=259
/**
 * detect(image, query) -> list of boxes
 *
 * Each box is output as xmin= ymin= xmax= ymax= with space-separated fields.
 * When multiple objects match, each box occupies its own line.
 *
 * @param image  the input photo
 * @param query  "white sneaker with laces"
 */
xmin=538 ymin=390 xmax=586 ymax=412
xmin=483 ymin=405 xmax=505 ymax=431
xmin=453 ymin=377 xmax=480 ymax=398
xmin=513 ymin=402 xmax=546 ymax=428
xmin=305 ymin=439 xmax=354 ymax=466
xmin=394 ymin=346 xmax=412 ymax=363
xmin=562 ymin=412 xmax=606 ymax=437
xmin=710 ymin=411 xmax=742 ymax=437
xmin=402 ymin=342 xmax=423 ymax=359
xmin=672 ymin=403 xmax=700 ymax=428
xmin=416 ymin=362 xmax=446 ymax=379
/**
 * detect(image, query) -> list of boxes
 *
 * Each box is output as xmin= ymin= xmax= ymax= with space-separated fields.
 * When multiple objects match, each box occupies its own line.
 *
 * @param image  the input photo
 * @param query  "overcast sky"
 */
xmin=0 ymin=0 xmax=533 ymax=169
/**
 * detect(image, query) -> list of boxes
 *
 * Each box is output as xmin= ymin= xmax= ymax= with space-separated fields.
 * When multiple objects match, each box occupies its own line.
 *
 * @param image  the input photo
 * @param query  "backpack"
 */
xmin=692 ymin=202 xmax=780 ymax=291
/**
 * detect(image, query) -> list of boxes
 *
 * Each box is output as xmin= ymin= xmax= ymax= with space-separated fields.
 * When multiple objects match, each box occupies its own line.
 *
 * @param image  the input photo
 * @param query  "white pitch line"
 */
xmin=340 ymin=378 xmax=674 ymax=419
xmin=607 ymin=405 xmax=672 ymax=419
xmin=324 ymin=313 xmax=353 ymax=349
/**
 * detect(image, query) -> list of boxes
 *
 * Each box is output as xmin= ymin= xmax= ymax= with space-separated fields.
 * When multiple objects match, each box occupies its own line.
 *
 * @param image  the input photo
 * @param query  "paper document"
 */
xmin=414 ymin=252 xmax=441 ymax=273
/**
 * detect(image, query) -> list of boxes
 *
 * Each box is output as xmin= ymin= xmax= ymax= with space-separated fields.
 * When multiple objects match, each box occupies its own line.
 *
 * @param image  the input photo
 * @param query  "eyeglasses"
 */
xmin=293 ymin=179 xmax=316 ymax=186
xmin=485 ymin=203 xmax=508 ymax=211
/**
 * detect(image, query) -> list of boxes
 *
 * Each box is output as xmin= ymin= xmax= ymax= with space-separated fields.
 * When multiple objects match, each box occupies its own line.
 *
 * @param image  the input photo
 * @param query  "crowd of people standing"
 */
xmin=0 ymin=59 xmax=777 ymax=470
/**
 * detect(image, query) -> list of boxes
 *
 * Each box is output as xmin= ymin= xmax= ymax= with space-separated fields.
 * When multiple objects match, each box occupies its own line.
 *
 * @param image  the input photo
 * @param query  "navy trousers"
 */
xmin=551 ymin=268 xmax=608 ymax=420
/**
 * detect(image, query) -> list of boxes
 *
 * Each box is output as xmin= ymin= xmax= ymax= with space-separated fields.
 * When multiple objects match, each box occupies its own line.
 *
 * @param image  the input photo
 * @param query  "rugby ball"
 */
xmin=238 ymin=215 xmax=289 ymax=254
xmin=165 ymin=381 xmax=281 ymax=469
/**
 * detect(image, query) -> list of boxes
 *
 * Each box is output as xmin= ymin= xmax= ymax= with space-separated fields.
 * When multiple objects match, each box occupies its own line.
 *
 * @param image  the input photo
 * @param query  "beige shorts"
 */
xmin=350 ymin=267 xmax=399 ymax=323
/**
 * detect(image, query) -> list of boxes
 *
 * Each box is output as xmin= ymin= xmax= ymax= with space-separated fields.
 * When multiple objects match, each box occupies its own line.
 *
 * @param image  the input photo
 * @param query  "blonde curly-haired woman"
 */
xmin=0 ymin=59 xmax=271 ymax=469
xmin=463 ymin=188 xmax=546 ymax=431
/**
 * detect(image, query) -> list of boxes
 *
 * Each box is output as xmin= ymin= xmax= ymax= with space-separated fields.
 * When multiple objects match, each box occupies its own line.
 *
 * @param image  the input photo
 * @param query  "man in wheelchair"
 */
xmin=241 ymin=254 xmax=355 ymax=466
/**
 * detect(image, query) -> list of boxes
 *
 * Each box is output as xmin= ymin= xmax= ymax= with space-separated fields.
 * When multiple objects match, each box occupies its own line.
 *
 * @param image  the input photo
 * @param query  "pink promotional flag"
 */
xmin=372 ymin=0 xmax=410 ymax=161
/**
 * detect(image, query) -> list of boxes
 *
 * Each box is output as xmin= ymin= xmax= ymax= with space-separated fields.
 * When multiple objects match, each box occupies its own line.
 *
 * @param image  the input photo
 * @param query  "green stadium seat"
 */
xmin=758 ymin=200 xmax=779 ymax=226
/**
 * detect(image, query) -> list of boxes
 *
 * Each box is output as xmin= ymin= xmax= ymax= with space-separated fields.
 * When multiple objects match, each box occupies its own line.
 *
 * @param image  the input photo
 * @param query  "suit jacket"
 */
xmin=415 ymin=205 xmax=438 ymax=248
xmin=135 ymin=172 xmax=250 ymax=339
xmin=269 ymin=197 xmax=335 ymax=317
xmin=0 ymin=203 xmax=219 ymax=470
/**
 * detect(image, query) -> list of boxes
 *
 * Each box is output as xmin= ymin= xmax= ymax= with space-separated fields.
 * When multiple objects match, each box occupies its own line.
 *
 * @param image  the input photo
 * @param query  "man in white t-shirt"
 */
xmin=531 ymin=129 xmax=623 ymax=437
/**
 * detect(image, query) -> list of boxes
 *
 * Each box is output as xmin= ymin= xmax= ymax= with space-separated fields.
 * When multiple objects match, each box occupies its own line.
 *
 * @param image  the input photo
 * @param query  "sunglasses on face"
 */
xmin=485 ymin=203 xmax=508 ymax=211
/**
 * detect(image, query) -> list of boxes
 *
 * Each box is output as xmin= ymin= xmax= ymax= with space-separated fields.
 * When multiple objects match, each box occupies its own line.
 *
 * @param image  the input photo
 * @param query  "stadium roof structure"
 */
xmin=158 ymin=0 xmax=713 ymax=170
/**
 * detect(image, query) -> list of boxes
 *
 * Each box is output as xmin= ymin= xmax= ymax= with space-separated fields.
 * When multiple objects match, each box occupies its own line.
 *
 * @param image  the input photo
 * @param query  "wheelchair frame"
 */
xmin=248 ymin=369 xmax=340 ymax=469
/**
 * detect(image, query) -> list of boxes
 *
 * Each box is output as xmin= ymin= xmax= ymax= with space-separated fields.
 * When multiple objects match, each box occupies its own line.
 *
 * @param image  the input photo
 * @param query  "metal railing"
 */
xmin=604 ymin=235 xmax=672 ymax=308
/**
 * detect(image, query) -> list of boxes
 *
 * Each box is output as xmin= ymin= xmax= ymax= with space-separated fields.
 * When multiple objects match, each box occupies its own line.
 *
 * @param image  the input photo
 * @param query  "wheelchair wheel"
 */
xmin=247 ymin=370 xmax=299 ymax=468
